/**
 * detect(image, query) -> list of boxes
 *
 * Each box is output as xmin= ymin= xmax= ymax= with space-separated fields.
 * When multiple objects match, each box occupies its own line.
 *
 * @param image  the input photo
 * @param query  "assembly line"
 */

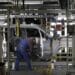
xmin=0 ymin=0 xmax=75 ymax=75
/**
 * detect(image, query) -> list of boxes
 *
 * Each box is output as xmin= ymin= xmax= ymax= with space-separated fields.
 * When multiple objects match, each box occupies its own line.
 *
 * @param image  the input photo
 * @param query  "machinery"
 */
xmin=4 ymin=24 xmax=51 ymax=61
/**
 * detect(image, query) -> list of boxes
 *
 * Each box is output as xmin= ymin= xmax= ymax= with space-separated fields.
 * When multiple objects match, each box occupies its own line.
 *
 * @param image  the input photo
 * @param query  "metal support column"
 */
xmin=66 ymin=0 xmax=70 ymax=73
xmin=7 ymin=8 xmax=10 ymax=75
xmin=72 ymin=26 xmax=75 ymax=67
xmin=0 ymin=30 xmax=3 ymax=62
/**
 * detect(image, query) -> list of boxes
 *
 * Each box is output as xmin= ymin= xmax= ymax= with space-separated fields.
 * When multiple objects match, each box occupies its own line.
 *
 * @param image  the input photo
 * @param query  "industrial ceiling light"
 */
xmin=25 ymin=1 xmax=43 ymax=4
xmin=63 ymin=15 xmax=67 ymax=20
xmin=20 ymin=13 xmax=24 ymax=16
xmin=13 ymin=1 xmax=43 ymax=5
xmin=69 ymin=22 xmax=75 ymax=25
xmin=50 ymin=22 xmax=56 ymax=26
xmin=25 ymin=13 xmax=27 ymax=16
xmin=57 ymin=13 xmax=63 ymax=20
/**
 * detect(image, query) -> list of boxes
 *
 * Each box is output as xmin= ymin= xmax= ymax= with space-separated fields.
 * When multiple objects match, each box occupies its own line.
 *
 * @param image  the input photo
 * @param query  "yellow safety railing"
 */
xmin=16 ymin=18 xmax=20 ymax=37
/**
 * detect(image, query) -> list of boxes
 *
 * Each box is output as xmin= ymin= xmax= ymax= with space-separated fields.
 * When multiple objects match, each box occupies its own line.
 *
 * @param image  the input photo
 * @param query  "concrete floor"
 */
xmin=10 ymin=71 xmax=42 ymax=75
xmin=5 ymin=62 xmax=75 ymax=75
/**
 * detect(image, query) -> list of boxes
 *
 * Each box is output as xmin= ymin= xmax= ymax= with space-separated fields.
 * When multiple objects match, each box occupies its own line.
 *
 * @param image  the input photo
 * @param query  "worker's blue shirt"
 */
xmin=17 ymin=39 xmax=29 ymax=51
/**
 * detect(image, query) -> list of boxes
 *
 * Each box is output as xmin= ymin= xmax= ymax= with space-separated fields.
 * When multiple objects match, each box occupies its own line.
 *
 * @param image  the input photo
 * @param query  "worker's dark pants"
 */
xmin=15 ymin=47 xmax=32 ymax=70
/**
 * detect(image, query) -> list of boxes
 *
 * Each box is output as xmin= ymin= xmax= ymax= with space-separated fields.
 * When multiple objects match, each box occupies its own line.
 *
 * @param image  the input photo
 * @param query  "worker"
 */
xmin=15 ymin=36 xmax=33 ymax=70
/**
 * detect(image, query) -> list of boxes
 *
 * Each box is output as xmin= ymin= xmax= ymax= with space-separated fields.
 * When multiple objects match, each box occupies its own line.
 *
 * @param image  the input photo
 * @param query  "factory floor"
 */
xmin=10 ymin=67 xmax=75 ymax=75
xmin=10 ymin=71 xmax=42 ymax=75
xmin=52 ymin=62 xmax=75 ymax=75
xmin=1 ymin=61 xmax=75 ymax=75
xmin=0 ymin=62 xmax=75 ymax=75
xmin=9 ymin=62 xmax=75 ymax=75
xmin=10 ymin=62 xmax=51 ymax=75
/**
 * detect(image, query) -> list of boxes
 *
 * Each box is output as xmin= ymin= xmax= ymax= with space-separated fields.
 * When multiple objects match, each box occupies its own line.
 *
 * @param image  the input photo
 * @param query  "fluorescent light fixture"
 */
xmin=20 ymin=13 xmax=24 ymax=16
xmin=57 ymin=14 xmax=67 ymax=21
xmin=64 ymin=16 xmax=67 ymax=20
xmin=35 ymin=13 xmax=38 ymax=15
xmin=57 ymin=13 xmax=63 ymax=20
xmin=13 ymin=1 xmax=43 ymax=5
xmin=0 ymin=22 xmax=7 ymax=26
xmin=25 ymin=1 xmax=43 ymax=4
xmin=68 ymin=63 xmax=72 ymax=66
xmin=3 ymin=23 xmax=7 ymax=26
xmin=50 ymin=22 xmax=56 ymax=26
xmin=57 ymin=17 xmax=62 ymax=20
xmin=0 ymin=0 xmax=8 ymax=2
xmin=25 ymin=13 xmax=27 ymax=15
xmin=50 ymin=28 xmax=54 ymax=31
xmin=60 ymin=15 xmax=67 ymax=20
xmin=69 ymin=22 xmax=75 ymax=25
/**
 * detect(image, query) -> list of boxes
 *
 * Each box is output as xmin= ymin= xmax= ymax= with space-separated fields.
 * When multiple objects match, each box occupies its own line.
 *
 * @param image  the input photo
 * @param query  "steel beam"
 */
xmin=0 ymin=8 xmax=65 ymax=15
xmin=72 ymin=26 xmax=75 ymax=67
